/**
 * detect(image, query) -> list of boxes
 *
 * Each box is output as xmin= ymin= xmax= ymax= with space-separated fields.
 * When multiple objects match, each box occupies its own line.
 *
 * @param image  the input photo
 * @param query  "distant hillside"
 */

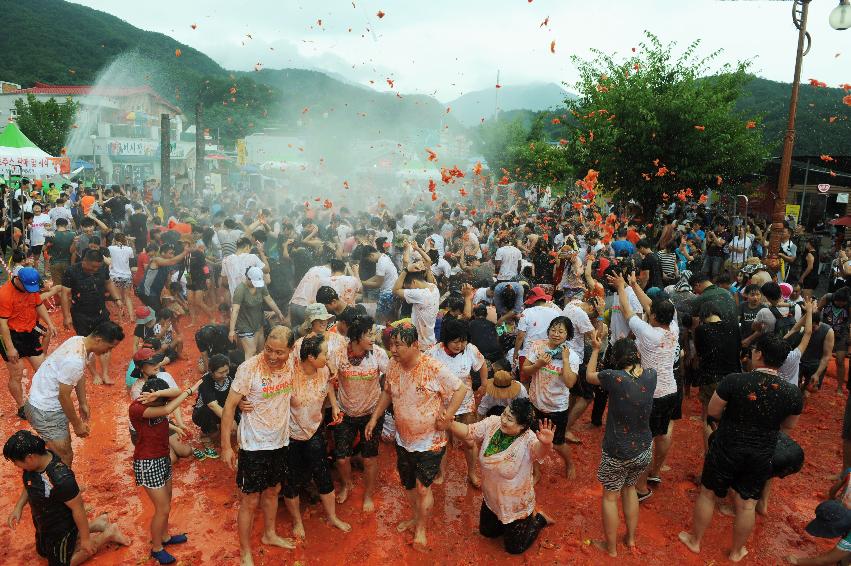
xmin=448 ymin=83 xmax=575 ymax=126
xmin=498 ymin=76 xmax=851 ymax=156
xmin=0 ymin=0 xmax=461 ymax=147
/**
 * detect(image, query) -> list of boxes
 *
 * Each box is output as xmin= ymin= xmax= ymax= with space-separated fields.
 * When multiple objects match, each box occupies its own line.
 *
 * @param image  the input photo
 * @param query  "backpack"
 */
xmin=768 ymin=305 xmax=796 ymax=338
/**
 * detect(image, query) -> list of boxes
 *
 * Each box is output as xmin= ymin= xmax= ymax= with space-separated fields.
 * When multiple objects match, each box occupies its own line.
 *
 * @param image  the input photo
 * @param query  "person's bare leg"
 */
xmin=413 ymin=481 xmax=433 ymax=549
xmin=319 ymin=491 xmax=351 ymax=532
xmin=69 ymin=521 xmax=131 ymax=566
xmin=336 ymin=457 xmax=353 ymax=504
xmin=566 ymin=397 xmax=589 ymax=442
xmin=100 ymin=352 xmax=112 ymax=385
xmin=463 ymin=443 xmax=480 ymax=487
xmin=553 ymin=444 xmax=575 ymax=479
xmin=837 ymin=353 xmax=847 ymax=393
xmin=755 ymin=479 xmax=772 ymax=516
xmin=237 ymin=492 xmax=260 ymax=565
xmin=284 ymin=495 xmax=305 ymax=539
xmin=87 ymin=354 xmax=101 ymax=385
xmin=649 ymin=423 xmax=674 ymax=478
xmin=397 ymin=489 xmax=418 ymax=533
xmin=678 ymin=487 xmax=716 ymax=554
xmin=144 ymin=484 xmax=171 ymax=553
xmin=622 ymin=485 xmax=639 ymax=549
xmin=363 ymin=456 xmax=379 ymax=512
xmin=592 ymin=489 xmax=619 ymax=557
xmin=729 ymin=492 xmax=755 ymax=562
xmin=261 ymin=486 xmax=294 ymax=547
xmin=46 ymin=437 xmax=73 ymax=467
xmin=5 ymin=360 xmax=26 ymax=409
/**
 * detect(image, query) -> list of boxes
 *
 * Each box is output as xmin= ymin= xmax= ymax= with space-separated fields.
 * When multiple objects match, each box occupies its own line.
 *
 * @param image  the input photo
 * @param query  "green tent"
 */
xmin=0 ymin=122 xmax=40 ymax=149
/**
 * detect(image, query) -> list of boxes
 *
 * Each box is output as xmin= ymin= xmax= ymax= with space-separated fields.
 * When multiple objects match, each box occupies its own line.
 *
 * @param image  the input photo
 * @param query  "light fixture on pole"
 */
xmin=830 ymin=0 xmax=851 ymax=29
xmin=767 ymin=0 xmax=847 ymax=274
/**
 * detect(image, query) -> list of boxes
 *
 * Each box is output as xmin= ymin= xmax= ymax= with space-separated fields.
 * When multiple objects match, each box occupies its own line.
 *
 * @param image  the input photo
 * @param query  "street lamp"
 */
xmin=89 ymin=134 xmax=97 ymax=184
xmin=768 ymin=0 xmax=847 ymax=273
xmin=830 ymin=0 xmax=851 ymax=29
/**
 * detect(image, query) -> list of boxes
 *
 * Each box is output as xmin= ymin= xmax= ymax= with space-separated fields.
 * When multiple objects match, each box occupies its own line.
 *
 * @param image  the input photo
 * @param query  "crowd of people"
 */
xmin=2 ymin=175 xmax=851 ymax=565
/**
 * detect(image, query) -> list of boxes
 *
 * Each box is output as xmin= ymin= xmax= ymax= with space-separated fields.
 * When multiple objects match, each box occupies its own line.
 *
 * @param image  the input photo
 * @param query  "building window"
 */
xmin=9 ymin=108 xmax=17 ymax=118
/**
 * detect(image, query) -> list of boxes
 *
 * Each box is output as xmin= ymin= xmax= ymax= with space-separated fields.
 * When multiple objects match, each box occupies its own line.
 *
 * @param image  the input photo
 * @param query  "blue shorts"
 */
xmin=377 ymin=290 xmax=397 ymax=318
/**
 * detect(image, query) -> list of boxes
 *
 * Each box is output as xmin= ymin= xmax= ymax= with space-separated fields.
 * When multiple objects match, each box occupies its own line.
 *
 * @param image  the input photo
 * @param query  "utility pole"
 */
xmin=194 ymin=102 xmax=205 ymax=197
xmin=494 ymin=70 xmax=500 ymax=122
xmin=160 ymin=113 xmax=171 ymax=219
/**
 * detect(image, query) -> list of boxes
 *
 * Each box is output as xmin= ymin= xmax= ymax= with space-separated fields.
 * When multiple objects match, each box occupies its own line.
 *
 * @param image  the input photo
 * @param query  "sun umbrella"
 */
xmin=830 ymin=215 xmax=851 ymax=226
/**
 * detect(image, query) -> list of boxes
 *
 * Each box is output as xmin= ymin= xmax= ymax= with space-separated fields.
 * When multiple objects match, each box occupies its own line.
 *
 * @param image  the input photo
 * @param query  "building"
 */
xmin=0 ymin=82 xmax=196 ymax=188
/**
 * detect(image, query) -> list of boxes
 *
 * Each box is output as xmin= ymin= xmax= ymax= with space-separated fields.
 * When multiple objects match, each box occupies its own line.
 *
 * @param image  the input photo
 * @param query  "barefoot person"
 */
xmin=220 ymin=326 xmax=297 ymax=566
xmin=283 ymin=334 xmax=350 ymax=538
xmin=334 ymin=315 xmax=389 ymax=511
xmin=4 ymin=430 xmax=130 ymax=566
xmin=586 ymin=335 xmax=656 ymax=557
xmin=445 ymin=398 xmax=556 ymax=554
xmin=521 ymin=316 xmax=580 ymax=479
xmin=678 ymin=334 xmax=803 ymax=562
xmin=364 ymin=323 xmax=469 ymax=549
xmin=25 ymin=321 xmax=125 ymax=466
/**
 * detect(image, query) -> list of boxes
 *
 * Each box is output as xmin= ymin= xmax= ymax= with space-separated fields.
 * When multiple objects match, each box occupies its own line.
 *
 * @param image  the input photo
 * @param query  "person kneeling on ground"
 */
xmin=190 ymin=353 xmax=235 ymax=460
xmin=4 ymin=430 xmax=130 ymax=566
xmin=787 ymin=500 xmax=851 ymax=565
xmin=445 ymin=397 xmax=556 ymax=554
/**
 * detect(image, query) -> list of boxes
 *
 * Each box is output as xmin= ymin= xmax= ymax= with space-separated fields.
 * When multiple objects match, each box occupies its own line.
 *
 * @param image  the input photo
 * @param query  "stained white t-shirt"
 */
xmin=29 ymin=213 xmax=52 ymax=246
xmin=494 ymin=245 xmax=523 ymax=281
xmin=427 ymin=342 xmax=485 ymax=414
xmin=108 ymin=244 xmax=135 ymax=279
xmin=403 ymin=284 xmax=440 ymax=348
xmin=609 ymin=287 xmax=644 ymax=344
xmin=562 ymin=301 xmax=595 ymax=358
xmin=628 ymin=315 xmax=679 ymax=398
xmin=516 ymin=305 xmax=561 ymax=357
xmin=27 ymin=337 xmax=87 ymax=412
xmin=375 ymin=254 xmax=399 ymax=292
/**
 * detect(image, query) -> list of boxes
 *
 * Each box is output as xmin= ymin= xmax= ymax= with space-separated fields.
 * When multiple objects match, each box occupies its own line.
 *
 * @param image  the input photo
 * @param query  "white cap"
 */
xmin=246 ymin=266 xmax=265 ymax=288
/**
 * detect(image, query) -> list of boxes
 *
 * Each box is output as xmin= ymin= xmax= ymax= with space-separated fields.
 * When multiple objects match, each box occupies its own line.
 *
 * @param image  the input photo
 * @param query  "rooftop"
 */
xmin=3 ymin=82 xmax=181 ymax=114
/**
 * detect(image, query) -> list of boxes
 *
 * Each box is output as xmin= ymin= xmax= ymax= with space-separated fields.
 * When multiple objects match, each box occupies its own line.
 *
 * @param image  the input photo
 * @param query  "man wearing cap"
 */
xmin=229 ymin=265 xmax=285 ymax=358
xmin=0 ymin=267 xmax=58 ymax=419
xmin=787 ymin=500 xmax=851 ymax=564
xmin=25 ymin=321 xmax=125 ymax=466
xmin=513 ymin=286 xmax=559 ymax=376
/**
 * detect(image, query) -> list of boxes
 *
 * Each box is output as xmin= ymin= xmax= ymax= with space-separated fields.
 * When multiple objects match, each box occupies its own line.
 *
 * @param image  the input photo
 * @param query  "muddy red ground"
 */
xmin=0 ymin=306 xmax=844 ymax=565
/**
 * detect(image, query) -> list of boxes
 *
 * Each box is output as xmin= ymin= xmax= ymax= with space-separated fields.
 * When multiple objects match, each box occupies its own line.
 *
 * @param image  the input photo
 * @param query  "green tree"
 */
xmin=478 ymin=115 xmax=574 ymax=192
xmin=563 ymin=32 xmax=770 ymax=213
xmin=14 ymin=94 xmax=79 ymax=156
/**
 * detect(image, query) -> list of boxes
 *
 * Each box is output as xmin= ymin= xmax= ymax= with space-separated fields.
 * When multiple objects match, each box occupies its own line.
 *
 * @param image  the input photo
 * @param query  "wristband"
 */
xmin=185 ymin=389 xmax=193 ymax=397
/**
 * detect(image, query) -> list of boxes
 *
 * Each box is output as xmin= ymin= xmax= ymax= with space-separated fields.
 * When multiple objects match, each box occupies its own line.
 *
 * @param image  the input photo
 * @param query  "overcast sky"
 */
xmin=70 ymin=0 xmax=850 ymax=102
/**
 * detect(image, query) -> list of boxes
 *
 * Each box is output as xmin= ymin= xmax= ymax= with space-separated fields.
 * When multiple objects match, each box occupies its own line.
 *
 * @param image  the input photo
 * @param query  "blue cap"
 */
xmin=16 ymin=267 xmax=41 ymax=293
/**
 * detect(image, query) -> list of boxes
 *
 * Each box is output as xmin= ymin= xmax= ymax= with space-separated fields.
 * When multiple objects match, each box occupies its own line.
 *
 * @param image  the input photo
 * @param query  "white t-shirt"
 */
xmin=428 ymin=234 xmax=446 ymax=258
xmin=49 ymin=206 xmax=73 ymax=225
xmin=494 ymin=245 xmax=523 ymax=281
xmin=526 ymin=340 xmax=581 ymax=413
xmin=108 ymin=244 xmax=135 ymax=279
xmin=473 ymin=287 xmax=492 ymax=305
xmin=730 ymin=235 xmax=753 ymax=264
xmin=290 ymin=265 xmax=332 ymax=307
xmin=30 ymin=213 xmax=52 ymax=246
xmin=628 ymin=315 xmax=679 ymax=398
xmin=779 ymin=348 xmax=803 ymax=386
xmin=375 ymin=254 xmax=399 ymax=292
xmin=562 ymin=301 xmax=595 ymax=358
xmin=401 ymin=214 xmax=419 ymax=233
xmin=427 ymin=342 xmax=485 ymax=414
xmin=609 ymin=287 xmax=644 ymax=344
xmin=27 ymin=336 xmax=87 ymax=412
xmin=403 ymin=284 xmax=440 ymax=348
xmin=431 ymin=258 xmax=452 ymax=279
xmin=516 ymin=305 xmax=561 ymax=357
xmin=222 ymin=252 xmax=265 ymax=297
xmin=477 ymin=382 xmax=528 ymax=416
xmin=329 ymin=274 xmax=362 ymax=306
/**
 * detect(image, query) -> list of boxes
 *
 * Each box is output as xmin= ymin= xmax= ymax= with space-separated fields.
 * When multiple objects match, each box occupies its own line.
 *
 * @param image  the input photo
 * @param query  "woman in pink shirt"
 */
xmin=447 ymin=398 xmax=556 ymax=554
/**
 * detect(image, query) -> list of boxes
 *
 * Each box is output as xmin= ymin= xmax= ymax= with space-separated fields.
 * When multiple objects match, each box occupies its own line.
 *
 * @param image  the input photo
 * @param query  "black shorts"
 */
xmin=71 ymin=311 xmax=108 ymax=337
xmin=282 ymin=427 xmax=334 ymax=498
xmin=701 ymin=434 xmax=772 ymax=500
xmin=533 ymin=408 xmax=569 ymax=446
xmin=0 ymin=328 xmax=44 ymax=361
xmin=395 ymin=444 xmax=445 ymax=490
xmin=36 ymin=526 xmax=78 ymax=566
xmin=236 ymin=447 xmax=288 ymax=494
xmin=569 ymin=364 xmax=595 ymax=400
xmin=191 ymin=405 xmax=221 ymax=435
xmin=333 ymin=413 xmax=384 ymax=459
xmin=648 ymin=393 xmax=678 ymax=437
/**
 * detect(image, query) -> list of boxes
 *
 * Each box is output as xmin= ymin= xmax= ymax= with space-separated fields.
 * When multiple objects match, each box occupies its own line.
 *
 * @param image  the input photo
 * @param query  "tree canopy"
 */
xmin=559 ymin=32 xmax=771 ymax=213
xmin=13 ymin=94 xmax=79 ymax=156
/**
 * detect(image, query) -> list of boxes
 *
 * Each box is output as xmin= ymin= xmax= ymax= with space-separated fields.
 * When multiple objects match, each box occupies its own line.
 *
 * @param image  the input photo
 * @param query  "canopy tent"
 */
xmin=0 ymin=123 xmax=61 ymax=178
xmin=830 ymin=215 xmax=851 ymax=227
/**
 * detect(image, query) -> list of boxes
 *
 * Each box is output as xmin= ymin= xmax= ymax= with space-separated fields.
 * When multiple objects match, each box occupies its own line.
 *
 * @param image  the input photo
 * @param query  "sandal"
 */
xmin=192 ymin=449 xmax=206 ymax=461
xmin=647 ymin=475 xmax=662 ymax=484
xmin=637 ymin=490 xmax=653 ymax=503
xmin=151 ymin=549 xmax=176 ymax=564
xmin=203 ymin=447 xmax=220 ymax=459
xmin=162 ymin=534 xmax=188 ymax=546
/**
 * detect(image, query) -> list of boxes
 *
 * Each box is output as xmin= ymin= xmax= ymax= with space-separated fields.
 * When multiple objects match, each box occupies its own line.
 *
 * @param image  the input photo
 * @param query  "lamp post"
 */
xmin=767 ymin=0 xmax=848 ymax=272
xmin=89 ymin=133 xmax=97 ymax=184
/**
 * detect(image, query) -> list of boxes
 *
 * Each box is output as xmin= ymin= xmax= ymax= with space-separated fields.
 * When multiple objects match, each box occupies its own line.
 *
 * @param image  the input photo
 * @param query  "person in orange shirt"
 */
xmin=0 ymin=268 xmax=58 ymax=419
xmin=80 ymin=190 xmax=97 ymax=217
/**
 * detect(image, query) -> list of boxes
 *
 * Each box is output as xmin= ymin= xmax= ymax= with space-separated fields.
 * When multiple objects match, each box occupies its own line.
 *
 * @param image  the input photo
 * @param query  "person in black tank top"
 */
xmin=800 ymin=238 xmax=820 ymax=296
